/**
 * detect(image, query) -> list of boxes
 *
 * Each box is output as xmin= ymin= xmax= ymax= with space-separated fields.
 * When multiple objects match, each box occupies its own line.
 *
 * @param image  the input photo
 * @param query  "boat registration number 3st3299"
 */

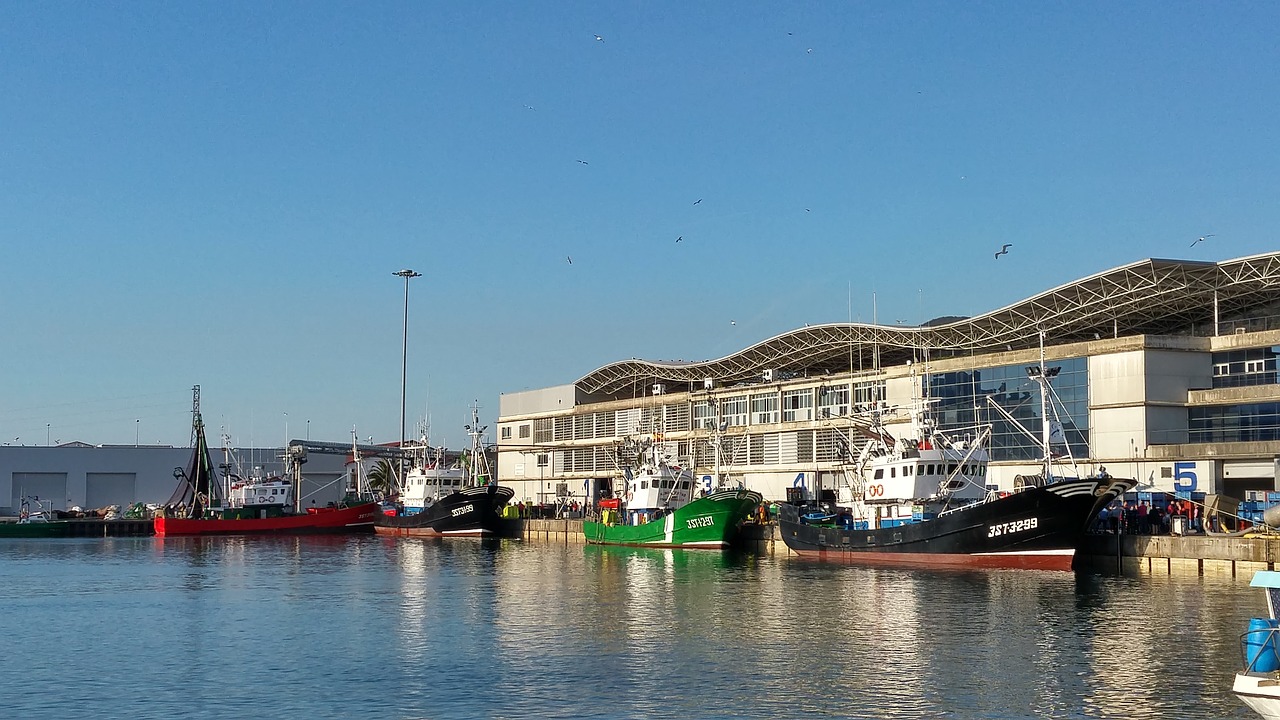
xmin=685 ymin=515 xmax=715 ymax=529
xmin=987 ymin=517 xmax=1038 ymax=538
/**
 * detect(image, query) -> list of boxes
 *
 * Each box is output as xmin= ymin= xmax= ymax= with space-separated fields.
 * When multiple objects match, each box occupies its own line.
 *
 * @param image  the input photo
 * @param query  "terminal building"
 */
xmin=496 ymin=253 xmax=1280 ymax=509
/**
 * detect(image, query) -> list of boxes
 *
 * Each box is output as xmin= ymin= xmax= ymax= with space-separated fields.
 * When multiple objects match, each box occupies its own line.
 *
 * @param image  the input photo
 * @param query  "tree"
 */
xmin=366 ymin=459 xmax=400 ymax=497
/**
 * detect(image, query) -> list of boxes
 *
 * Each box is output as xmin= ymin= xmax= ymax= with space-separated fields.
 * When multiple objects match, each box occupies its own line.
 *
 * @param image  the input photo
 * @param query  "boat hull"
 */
xmin=583 ymin=489 xmax=763 ymax=549
xmin=0 ymin=522 xmax=71 ymax=538
xmin=154 ymin=502 xmax=380 ymax=537
xmin=1236 ymin=672 xmax=1280 ymax=719
xmin=777 ymin=478 xmax=1134 ymax=571
xmin=375 ymin=485 xmax=515 ymax=537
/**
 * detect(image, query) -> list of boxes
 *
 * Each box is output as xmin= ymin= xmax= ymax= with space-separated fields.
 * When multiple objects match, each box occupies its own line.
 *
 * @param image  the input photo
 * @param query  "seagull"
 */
xmin=523 ymin=104 xmax=535 ymax=111
xmin=805 ymin=208 xmax=811 ymax=212
xmin=566 ymin=256 xmax=573 ymax=265
xmin=806 ymin=48 xmax=813 ymax=54
xmin=577 ymin=160 xmax=589 ymax=165
xmin=693 ymin=198 xmax=702 ymax=205
xmin=1190 ymin=234 xmax=1215 ymax=247
xmin=676 ymin=236 xmax=683 ymax=243
xmin=730 ymin=321 xmax=736 ymax=325
xmin=594 ymin=34 xmax=604 ymax=42
xmin=994 ymin=243 xmax=1012 ymax=259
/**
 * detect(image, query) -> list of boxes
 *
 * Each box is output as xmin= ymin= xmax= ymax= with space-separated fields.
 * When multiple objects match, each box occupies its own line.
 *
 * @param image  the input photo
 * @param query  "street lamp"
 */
xmin=393 ymin=269 xmax=422 ymax=461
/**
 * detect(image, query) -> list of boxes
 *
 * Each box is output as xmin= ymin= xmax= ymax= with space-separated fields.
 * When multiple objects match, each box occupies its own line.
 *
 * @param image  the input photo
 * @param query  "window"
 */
xmin=782 ymin=388 xmax=813 ymax=422
xmin=751 ymin=392 xmax=779 ymax=424
xmin=641 ymin=481 xmax=648 ymax=490
xmin=519 ymin=424 xmax=530 ymax=439
xmin=692 ymin=400 xmax=714 ymax=429
xmin=501 ymin=426 xmax=512 ymax=440
xmin=721 ymin=396 xmax=748 ymax=426
xmin=817 ymin=385 xmax=850 ymax=418
xmin=874 ymin=469 xmax=884 ymax=479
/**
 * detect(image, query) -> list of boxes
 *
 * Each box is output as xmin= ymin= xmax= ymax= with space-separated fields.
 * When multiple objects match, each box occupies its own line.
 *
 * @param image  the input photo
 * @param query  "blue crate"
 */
xmin=1138 ymin=492 xmax=1153 ymax=501
xmin=1176 ymin=490 xmax=1193 ymax=500
xmin=1268 ymin=492 xmax=1280 ymax=503
xmin=1193 ymin=492 xmax=1207 ymax=501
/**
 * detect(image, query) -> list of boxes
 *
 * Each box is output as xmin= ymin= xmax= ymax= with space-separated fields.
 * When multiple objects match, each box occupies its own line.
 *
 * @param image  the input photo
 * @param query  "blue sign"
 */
xmin=700 ymin=475 xmax=713 ymax=493
xmin=793 ymin=472 xmax=807 ymax=488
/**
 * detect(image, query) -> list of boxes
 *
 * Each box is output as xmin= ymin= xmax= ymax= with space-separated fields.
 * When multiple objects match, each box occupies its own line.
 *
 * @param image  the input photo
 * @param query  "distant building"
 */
xmin=496 ymin=253 xmax=1280 ymax=506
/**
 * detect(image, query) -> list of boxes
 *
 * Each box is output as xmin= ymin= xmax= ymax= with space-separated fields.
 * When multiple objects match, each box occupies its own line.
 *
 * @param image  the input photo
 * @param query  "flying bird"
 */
xmin=994 ymin=243 xmax=1013 ymax=259
xmin=676 ymin=236 xmax=683 ymax=243
xmin=805 ymin=208 xmax=811 ymax=212
xmin=577 ymin=160 xmax=589 ymax=165
xmin=807 ymin=48 xmax=813 ymax=54
xmin=1191 ymin=234 xmax=1215 ymax=247
xmin=523 ymin=104 xmax=535 ymax=111
xmin=730 ymin=321 xmax=736 ymax=326
xmin=693 ymin=198 xmax=702 ymax=205
xmin=594 ymin=34 xmax=604 ymax=42
xmin=566 ymin=256 xmax=573 ymax=265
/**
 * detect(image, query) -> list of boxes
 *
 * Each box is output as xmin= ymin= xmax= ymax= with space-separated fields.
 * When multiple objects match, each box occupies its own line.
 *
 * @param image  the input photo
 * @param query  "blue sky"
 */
xmin=2 ymin=2 xmax=1277 ymax=448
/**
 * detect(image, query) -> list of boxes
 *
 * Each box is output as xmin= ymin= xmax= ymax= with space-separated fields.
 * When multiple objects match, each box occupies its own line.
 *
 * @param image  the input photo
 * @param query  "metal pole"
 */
xmin=393 ymin=269 xmax=422 ymax=460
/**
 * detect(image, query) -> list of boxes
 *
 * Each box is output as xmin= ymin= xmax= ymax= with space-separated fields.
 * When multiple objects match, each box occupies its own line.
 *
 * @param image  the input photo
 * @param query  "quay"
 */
xmin=516 ymin=519 xmax=1280 ymax=578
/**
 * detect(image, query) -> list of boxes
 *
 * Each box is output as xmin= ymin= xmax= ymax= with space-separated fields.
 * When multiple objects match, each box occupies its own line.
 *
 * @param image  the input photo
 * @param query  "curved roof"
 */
xmin=577 ymin=252 xmax=1280 ymax=396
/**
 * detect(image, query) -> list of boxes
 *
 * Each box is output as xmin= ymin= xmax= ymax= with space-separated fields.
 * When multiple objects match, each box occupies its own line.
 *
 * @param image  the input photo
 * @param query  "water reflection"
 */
xmin=0 ymin=538 xmax=1263 ymax=719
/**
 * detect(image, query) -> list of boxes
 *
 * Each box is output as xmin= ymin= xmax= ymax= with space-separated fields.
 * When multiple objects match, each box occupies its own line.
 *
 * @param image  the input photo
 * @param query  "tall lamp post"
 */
xmin=393 ymin=269 xmax=422 ymax=467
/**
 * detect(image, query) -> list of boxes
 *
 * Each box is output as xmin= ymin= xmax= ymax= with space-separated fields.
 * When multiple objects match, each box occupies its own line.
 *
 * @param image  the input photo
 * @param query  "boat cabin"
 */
xmin=401 ymin=463 xmax=467 ymax=514
xmin=228 ymin=474 xmax=294 ymax=509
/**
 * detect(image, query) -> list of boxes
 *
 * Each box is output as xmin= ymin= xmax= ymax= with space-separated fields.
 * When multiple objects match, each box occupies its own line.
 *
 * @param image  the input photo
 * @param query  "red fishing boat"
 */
xmin=153 ymin=386 xmax=379 ymax=537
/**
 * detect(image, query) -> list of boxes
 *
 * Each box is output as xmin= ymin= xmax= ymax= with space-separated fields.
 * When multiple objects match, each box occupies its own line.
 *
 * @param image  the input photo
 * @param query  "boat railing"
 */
xmin=1240 ymin=625 xmax=1280 ymax=674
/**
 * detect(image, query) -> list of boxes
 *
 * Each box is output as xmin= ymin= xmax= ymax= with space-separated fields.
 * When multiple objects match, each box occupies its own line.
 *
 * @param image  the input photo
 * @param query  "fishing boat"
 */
xmin=583 ymin=424 xmax=762 ymax=549
xmin=375 ymin=406 xmax=515 ymax=537
xmin=1235 ymin=570 xmax=1280 ymax=718
xmin=153 ymin=386 xmax=379 ymax=537
xmin=0 ymin=497 xmax=70 ymax=538
xmin=778 ymin=342 xmax=1135 ymax=571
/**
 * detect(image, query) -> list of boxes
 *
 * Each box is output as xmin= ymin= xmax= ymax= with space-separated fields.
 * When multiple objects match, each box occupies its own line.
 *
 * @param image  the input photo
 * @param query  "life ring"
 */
xmin=258 ymin=496 xmax=269 ymax=504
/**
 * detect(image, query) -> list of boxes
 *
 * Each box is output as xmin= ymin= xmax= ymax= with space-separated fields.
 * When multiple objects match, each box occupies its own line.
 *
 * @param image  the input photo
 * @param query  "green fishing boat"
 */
xmin=0 ymin=497 xmax=71 ymax=538
xmin=584 ymin=488 xmax=761 ymax=548
xmin=583 ymin=435 xmax=761 ymax=549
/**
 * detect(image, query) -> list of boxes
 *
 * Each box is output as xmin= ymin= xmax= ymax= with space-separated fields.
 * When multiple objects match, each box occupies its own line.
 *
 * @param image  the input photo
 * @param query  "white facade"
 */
xmin=497 ymin=331 xmax=1280 ymax=505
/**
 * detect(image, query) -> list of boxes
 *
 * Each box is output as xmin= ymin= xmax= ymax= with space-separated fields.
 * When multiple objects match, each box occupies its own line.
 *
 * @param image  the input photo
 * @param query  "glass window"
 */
xmin=782 ymin=389 xmax=813 ymax=422
xmin=927 ymin=357 xmax=1089 ymax=462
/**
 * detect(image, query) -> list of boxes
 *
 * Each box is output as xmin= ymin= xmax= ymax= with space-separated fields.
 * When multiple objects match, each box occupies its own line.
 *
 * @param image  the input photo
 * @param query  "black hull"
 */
xmin=777 ymin=477 xmax=1134 ymax=570
xmin=375 ymin=485 xmax=515 ymax=537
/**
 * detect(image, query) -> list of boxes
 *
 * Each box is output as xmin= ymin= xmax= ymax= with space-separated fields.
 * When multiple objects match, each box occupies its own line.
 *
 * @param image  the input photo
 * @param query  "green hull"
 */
xmin=583 ymin=489 xmax=762 ymax=549
xmin=0 ymin=522 xmax=71 ymax=538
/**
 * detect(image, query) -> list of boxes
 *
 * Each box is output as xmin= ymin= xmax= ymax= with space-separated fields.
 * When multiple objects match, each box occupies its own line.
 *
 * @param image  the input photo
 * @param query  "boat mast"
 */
xmin=465 ymin=402 xmax=488 ymax=487
xmin=1037 ymin=330 xmax=1051 ymax=481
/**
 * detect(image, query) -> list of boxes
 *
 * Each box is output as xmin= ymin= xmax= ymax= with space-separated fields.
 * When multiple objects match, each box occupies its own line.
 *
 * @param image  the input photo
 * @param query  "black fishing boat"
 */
xmin=375 ymin=406 xmax=517 ymax=538
xmin=778 ymin=342 xmax=1134 ymax=570
xmin=778 ymin=476 xmax=1131 ymax=570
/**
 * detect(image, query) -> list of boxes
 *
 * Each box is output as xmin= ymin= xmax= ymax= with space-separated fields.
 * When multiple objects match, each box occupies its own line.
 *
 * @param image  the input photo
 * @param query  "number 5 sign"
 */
xmin=1173 ymin=461 xmax=1197 ymax=492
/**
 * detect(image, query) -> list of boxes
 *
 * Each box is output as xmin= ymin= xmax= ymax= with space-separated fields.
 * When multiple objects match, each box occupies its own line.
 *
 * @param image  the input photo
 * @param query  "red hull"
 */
xmin=787 ymin=548 xmax=1076 ymax=572
xmin=154 ymin=503 xmax=380 ymax=537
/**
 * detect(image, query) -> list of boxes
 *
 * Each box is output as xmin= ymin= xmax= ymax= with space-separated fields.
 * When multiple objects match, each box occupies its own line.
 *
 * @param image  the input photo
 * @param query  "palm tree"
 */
xmin=366 ymin=459 xmax=400 ymax=498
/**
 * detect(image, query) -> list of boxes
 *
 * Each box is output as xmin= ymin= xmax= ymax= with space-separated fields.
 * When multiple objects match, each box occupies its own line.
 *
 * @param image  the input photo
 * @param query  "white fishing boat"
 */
xmin=1235 ymin=570 xmax=1280 ymax=718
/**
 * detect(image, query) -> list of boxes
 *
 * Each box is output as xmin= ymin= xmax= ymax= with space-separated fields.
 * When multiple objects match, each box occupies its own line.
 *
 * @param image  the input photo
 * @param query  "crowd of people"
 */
xmin=1093 ymin=497 xmax=1202 ymax=535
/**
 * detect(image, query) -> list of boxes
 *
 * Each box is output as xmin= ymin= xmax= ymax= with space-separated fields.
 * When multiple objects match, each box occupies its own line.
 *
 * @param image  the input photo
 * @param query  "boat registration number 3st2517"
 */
xmin=987 ymin=517 xmax=1038 ymax=537
xmin=686 ymin=515 xmax=715 ymax=529
xmin=451 ymin=504 xmax=475 ymax=517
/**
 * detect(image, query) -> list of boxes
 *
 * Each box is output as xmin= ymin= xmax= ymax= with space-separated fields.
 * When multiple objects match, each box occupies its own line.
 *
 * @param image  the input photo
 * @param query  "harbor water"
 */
xmin=1 ymin=536 xmax=1260 ymax=719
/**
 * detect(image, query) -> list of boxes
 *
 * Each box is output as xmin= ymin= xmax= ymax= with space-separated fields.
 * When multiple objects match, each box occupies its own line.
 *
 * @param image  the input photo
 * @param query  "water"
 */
xmin=0 ymin=536 xmax=1261 ymax=719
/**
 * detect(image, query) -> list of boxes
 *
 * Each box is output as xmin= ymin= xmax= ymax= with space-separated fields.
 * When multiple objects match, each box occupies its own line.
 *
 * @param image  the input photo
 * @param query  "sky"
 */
xmin=2 ymin=2 xmax=1278 ymax=449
